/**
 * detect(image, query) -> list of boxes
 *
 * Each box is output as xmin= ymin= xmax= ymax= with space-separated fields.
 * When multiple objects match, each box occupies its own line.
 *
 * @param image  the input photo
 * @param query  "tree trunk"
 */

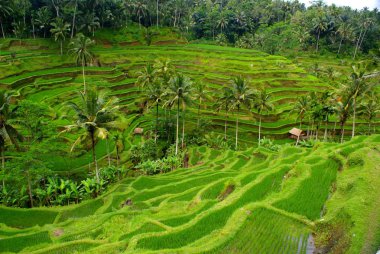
xmin=116 ymin=146 xmax=120 ymax=167
xmin=91 ymin=132 xmax=99 ymax=183
xmin=0 ymin=19 xmax=5 ymax=39
xmin=224 ymin=106 xmax=228 ymax=140
xmin=353 ymin=28 xmax=363 ymax=60
xmin=235 ymin=106 xmax=239 ymax=150
xmin=316 ymin=30 xmax=320 ymax=53
xmin=337 ymin=37 xmax=343 ymax=55
xmin=340 ymin=122 xmax=345 ymax=143
xmin=175 ymin=99 xmax=179 ymax=155
xmin=155 ymin=103 xmax=159 ymax=142
xmin=82 ymin=58 xmax=86 ymax=94
xmin=106 ymin=138 xmax=111 ymax=167
xmin=1 ymin=147 xmax=4 ymax=187
xmin=32 ymin=21 xmax=35 ymax=39
xmin=324 ymin=120 xmax=328 ymax=141
xmin=60 ymin=41 xmax=63 ymax=55
xmin=296 ymin=134 xmax=300 ymax=146
xmin=368 ymin=122 xmax=371 ymax=135
xmin=258 ymin=116 xmax=262 ymax=146
xmin=352 ymin=97 xmax=356 ymax=138
xmin=197 ymin=99 xmax=201 ymax=128
xmin=71 ymin=0 xmax=77 ymax=38
xmin=156 ymin=0 xmax=159 ymax=28
xmin=27 ymin=170 xmax=33 ymax=208
xmin=182 ymin=105 xmax=185 ymax=149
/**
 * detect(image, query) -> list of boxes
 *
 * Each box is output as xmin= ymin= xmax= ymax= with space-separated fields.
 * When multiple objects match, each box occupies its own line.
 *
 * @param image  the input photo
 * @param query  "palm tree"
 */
xmin=136 ymin=63 xmax=156 ymax=89
xmin=359 ymin=93 xmax=379 ymax=135
xmin=133 ymin=1 xmax=147 ymax=29
xmin=50 ymin=18 xmax=71 ymax=55
xmin=79 ymin=12 xmax=100 ymax=37
xmin=153 ymin=59 xmax=175 ymax=86
xmin=312 ymin=13 xmax=328 ymax=53
xmin=145 ymin=82 xmax=164 ymax=142
xmin=68 ymin=33 xmax=94 ymax=94
xmin=231 ymin=76 xmax=254 ymax=150
xmin=336 ymin=22 xmax=353 ymax=55
xmin=166 ymin=74 xmax=193 ymax=155
xmin=194 ymin=82 xmax=209 ymax=127
xmin=291 ymin=95 xmax=309 ymax=129
xmin=62 ymin=88 xmax=120 ymax=183
xmin=0 ymin=0 xmax=12 ymax=39
xmin=217 ymin=13 xmax=228 ymax=34
xmin=253 ymin=89 xmax=273 ymax=146
xmin=35 ymin=6 xmax=51 ymax=38
xmin=112 ymin=132 xmax=124 ymax=168
xmin=0 ymin=91 xmax=22 ymax=187
xmin=215 ymin=87 xmax=233 ymax=140
xmin=67 ymin=0 xmax=78 ymax=38
xmin=348 ymin=65 xmax=372 ymax=138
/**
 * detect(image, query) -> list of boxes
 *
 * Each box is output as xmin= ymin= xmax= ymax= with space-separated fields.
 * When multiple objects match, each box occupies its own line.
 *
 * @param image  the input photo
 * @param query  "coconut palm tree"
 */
xmin=0 ymin=91 xmax=22 ymax=187
xmin=136 ymin=63 xmax=156 ymax=89
xmin=0 ymin=0 xmax=12 ymax=39
xmin=291 ymin=95 xmax=309 ymax=129
xmin=145 ymin=82 xmax=164 ymax=142
xmin=194 ymin=82 xmax=209 ymax=127
xmin=50 ymin=18 xmax=71 ymax=55
xmin=348 ymin=65 xmax=373 ymax=138
xmin=62 ymin=88 xmax=120 ymax=183
xmin=79 ymin=12 xmax=100 ymax=37
xmin=35 ymin=6 xmax=51 ymax=38
xmin=336 ymin=22 xmax=353 ymax=55
xmin=153 ymin=59 xmax=175 ymax=86
xmin=359 ymin=93 xmax=379 ymax=135
xmin=217 ymin=13 xmax=228 ymax=34
xmin=133 ymin=1 xmax=147 ymax=29
xmin=231 ymin=76 xmax=254 ymax=150
xmin=253 ymin=89 xmax=273 ymax=146
xmin=215 ymin=87 xmax=233 ymax=140
xmin=312 ymin=12 xmax=328 ymax=53
xmin=68 ymin=33 xmax=94 ymax=94
xmin=166 ymin=74 xmax=194 ymax=155
xmin=112 ymin=132 xmax=124 ymax=168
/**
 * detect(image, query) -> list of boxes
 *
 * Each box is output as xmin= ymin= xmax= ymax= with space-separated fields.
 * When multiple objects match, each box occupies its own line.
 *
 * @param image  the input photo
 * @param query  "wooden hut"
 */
xmin=134 ymin=128 xmax=144 ymax=135
xmin=288 ymin=128 xmax=304 ymax=146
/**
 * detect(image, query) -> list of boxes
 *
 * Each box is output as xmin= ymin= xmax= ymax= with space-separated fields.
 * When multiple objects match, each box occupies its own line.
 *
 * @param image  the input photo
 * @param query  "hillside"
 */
xmin=0 ymin=135 xmax=379 ymax=253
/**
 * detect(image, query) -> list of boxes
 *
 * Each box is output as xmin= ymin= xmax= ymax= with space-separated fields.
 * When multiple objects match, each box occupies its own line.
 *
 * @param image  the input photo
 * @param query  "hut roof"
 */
xmin=134 ymin=128 xmax=144 ymax=135
xmin=289 ymin=128 xmax=303 ymax=137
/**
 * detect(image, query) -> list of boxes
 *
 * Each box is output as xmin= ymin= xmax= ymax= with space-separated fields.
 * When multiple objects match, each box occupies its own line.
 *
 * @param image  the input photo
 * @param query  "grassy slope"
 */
xmin=0 ymin=135 xmax=379 ymax=253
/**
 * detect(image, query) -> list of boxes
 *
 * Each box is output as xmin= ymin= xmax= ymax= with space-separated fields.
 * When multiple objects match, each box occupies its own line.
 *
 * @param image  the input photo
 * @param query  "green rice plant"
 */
xmin=28 ymin=240 xmax=101 ymax=254
xmin=274 ymin=159 xmax=338 ymax=220
xmin=57 ymin=199 xmax=104 ymax=222
xmin=119 ymin=222 xmax=165 ymax=241
xmin=206 ymin=207 xmax=309 ymax=254
xmin=0 ymin=231 xmax=51 ymax=253
xmin=0 ymin=207 xmax=58 ymax=228
xmin=136 ymin=166 xmax=290 ymax=250
xmin=200 ymin=181 xmax=226 ymax=200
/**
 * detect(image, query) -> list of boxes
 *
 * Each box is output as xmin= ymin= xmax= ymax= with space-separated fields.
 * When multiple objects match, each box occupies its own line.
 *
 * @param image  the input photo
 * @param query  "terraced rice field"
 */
xmin=1 ymin=135 xmax=379 ymax=253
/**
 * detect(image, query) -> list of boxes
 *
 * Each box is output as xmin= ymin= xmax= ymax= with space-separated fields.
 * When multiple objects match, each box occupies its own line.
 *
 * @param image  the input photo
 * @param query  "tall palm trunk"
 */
xmin=106 ymin=138 xmax=111 ymax=167
xmin=175 ymin=99 xmax=179 ymax=155
xmin=182 ymin=105 xmax=185 ymax=149
xmin=315 ymin=30 xmax=321 ymax=53
xmin=60 ymin=41 xmax=63 ymax=55
xmin=337 ymin=37 xmax=343 ymax=55
xmin=27 ymin=170 xmax=33 ymax=208
xmin=1 ymin=147 xmax=4 ymax=187
xmin=352 ymin=97 xmax=356 ymax=138
xmin=235 ymin=106 xmax=239 ymax=150
xmin=340 ymin=122 xmax=345 ymax=143
xmin=71 ymin=0 xmax=77 ymax=38
xmin=353 ymin=28 xmax=363 ymax=59
xmin=155 ymin=103 xmax=159 ymax=142
xmin=258 ymin=116 xmax=262 ymax=146
xmin=0 ymin=19 xmax=5 ymax=39
xmin=82 ymin=58 xmax=86 ymax=94
xmin=156 ymin=0 xmax=159 ymax=28
xmin=224 ymin=105 xmax=228 ymax=140
xmin=116 ymin=146 xmax=120 ymax=167
xmin=197 ymin=99 xmax=201 ymax=127
xmin=91 ymin=132 xmax=99 ymax=183
xmin=324 ymin=120 xmax=328 ymax=141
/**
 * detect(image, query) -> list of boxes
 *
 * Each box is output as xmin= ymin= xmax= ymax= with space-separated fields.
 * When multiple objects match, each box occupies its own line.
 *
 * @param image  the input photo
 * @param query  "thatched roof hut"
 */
xmin=134 ymin=128 xmax=144 ymax=135
xmin=289 ymin=128 xmax=303 ymax=138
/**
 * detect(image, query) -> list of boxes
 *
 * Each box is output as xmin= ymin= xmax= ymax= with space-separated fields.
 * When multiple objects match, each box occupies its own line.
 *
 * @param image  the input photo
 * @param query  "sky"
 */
xmin=296 ymin=0 xmax=380 ymax=10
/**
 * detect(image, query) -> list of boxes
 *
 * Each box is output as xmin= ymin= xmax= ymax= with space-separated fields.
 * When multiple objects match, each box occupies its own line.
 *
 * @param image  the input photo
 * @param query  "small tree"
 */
xmin=252 ymin=89 xmax=273 ymax=146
